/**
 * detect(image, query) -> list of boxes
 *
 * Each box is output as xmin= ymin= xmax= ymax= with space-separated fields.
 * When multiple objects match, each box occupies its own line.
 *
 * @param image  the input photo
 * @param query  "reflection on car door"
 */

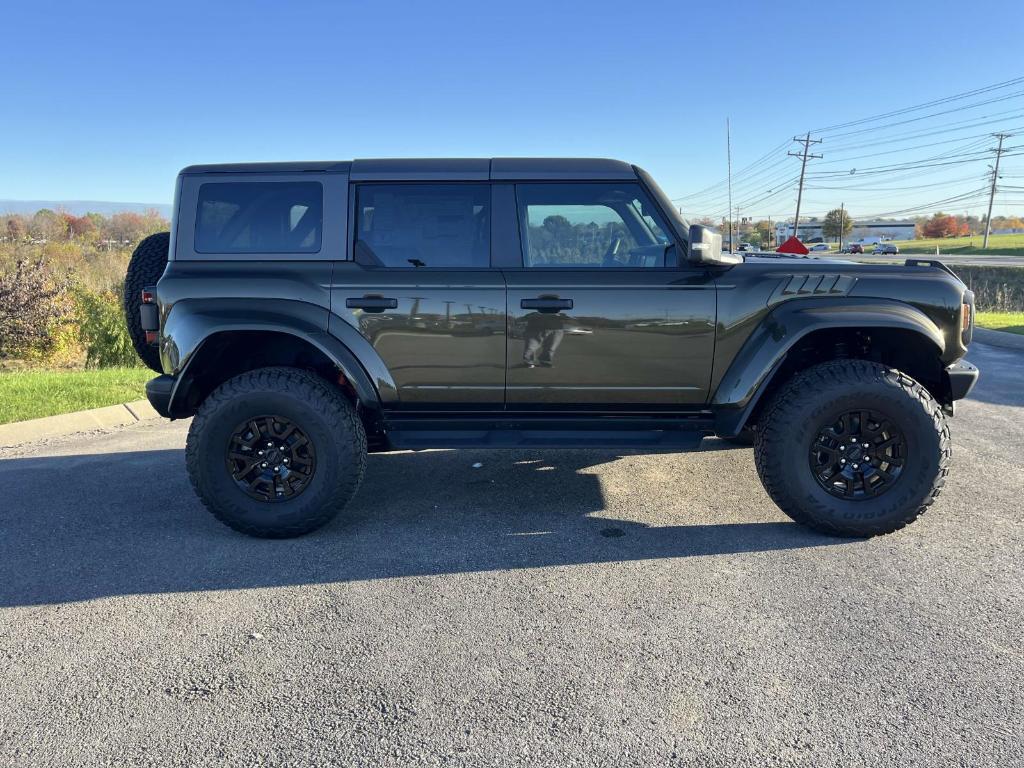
xmin=331 ymin=183 xmax=506 ymax=407
xmin=505 ymin=183 xmax=716 ymax=407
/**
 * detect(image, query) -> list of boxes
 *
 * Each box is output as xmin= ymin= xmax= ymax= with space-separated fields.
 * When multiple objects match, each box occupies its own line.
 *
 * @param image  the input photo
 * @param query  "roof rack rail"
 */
xmin=905 ymin=258 xmax=960 ymax=279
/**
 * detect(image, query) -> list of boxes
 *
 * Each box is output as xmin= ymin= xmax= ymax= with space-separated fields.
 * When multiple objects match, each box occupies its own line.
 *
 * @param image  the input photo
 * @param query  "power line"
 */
xmin=810 ymin=76 xmax=1024 ymax=134
xmin=815 ymin=88 xmax=1024 ymax=140
xmin=821 ymin=109 xmax=1024 ymax=152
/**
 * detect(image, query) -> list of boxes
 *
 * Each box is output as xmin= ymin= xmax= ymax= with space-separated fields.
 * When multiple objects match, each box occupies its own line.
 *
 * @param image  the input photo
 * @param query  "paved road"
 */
xmin=1 ymin=344 xmax=1022 ymax=767
xmin=843 ymin=253 xmax=1024 ymax=267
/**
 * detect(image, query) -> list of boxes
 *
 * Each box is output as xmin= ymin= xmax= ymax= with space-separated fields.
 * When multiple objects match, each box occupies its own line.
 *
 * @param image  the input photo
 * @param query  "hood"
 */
xmin=743 ymin=252 xmax=858 ymax=265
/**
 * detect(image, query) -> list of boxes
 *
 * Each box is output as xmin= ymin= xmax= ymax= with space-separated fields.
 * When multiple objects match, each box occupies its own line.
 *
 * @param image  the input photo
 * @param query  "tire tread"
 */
xmin=753 ymin=359 xmax=951 ymax=537
xmin=185 ymin=366 xmax=366 ymax=538
xmin=123 ymin=231 xmax=170 ymax=372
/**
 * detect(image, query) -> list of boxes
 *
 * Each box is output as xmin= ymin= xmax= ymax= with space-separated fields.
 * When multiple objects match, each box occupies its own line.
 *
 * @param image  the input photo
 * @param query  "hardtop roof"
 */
xmin=178 ymin=158 xmax=638 ymax=181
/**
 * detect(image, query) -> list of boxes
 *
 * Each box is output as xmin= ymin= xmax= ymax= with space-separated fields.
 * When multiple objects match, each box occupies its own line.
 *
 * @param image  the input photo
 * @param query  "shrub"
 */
xmin=75 ymin=286 xmax=140 ymax=368
xmin=0 ymin=259 xmax=74 ymax=361
xmin=955 ymin=266 xmax=1024 ymax=312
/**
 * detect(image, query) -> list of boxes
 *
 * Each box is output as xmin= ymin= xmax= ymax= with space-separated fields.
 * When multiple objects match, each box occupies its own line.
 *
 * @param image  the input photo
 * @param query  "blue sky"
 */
xmin=2 ymin=0 xmax=1023 ymax=221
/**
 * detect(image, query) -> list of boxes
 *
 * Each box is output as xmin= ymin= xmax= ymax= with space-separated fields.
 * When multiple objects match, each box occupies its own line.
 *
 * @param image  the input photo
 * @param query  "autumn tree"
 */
xmin=67 ymin=214 xmax=97 ymax=240
xmin=102 ymin=212 xmax=148 ymax=244
xmin=921 ymin=212 xmax=969 ymax=238
xmin=29 ymin=209 xmax=64 ymax=241
xmin=822 ymin=208 xmax=854 ymax=241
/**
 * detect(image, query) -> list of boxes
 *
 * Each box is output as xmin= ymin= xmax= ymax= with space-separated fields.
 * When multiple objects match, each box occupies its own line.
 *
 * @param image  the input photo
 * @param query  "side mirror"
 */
xmin=688 ymin=224 xmax=741 ymax=265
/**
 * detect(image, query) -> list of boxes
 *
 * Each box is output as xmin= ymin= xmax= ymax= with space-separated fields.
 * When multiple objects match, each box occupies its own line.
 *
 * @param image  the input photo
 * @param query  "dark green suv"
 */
xmin=125 ymin=158 xmax=978 ymax=539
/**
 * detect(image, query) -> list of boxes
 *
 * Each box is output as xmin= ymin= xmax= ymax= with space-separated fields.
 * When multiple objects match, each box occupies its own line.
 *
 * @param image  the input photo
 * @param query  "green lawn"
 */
xmin=0 ymin=367 xmax=152 ymax=425
xmin=891 ymin=232 xmax=1024 ymax=257
xmin=975 ymin=311 xmax=1024 ymax=336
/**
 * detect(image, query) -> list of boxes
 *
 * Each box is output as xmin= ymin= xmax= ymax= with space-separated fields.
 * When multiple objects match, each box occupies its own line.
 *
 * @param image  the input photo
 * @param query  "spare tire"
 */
xmin=123 ymin=231 xmax=170 ymax=373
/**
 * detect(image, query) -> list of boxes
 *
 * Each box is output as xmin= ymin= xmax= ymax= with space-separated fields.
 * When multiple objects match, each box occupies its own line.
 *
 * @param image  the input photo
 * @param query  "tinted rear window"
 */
xmin=355 ymin=184 xmax=489 ymax=268
xmin=195 ymin=182 xmax=323 ymax=254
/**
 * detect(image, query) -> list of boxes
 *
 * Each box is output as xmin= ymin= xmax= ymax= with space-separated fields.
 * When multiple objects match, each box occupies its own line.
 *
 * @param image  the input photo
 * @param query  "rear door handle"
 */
xmin=346 ymin=296 xmax=398 ymax=313
xmin=521 ymin=297 xmax=573 ymax=313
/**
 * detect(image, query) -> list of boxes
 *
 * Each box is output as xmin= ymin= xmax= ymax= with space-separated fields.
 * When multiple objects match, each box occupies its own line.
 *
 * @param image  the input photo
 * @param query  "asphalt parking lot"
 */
xmin=1 ymin=342 xmax=1022 ymax=767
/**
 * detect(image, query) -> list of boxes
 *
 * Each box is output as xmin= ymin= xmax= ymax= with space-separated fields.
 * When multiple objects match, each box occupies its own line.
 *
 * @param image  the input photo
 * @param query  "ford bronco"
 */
xmin=125 ymin=158 xmax=978 ymax=538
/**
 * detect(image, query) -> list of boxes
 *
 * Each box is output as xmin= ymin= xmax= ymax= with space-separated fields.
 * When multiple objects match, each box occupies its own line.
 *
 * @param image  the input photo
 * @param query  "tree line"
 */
xmin=699 ymin=210 xmax=1024 ymax=246
xmin=1 ymin=208 xmax=169 ymax=248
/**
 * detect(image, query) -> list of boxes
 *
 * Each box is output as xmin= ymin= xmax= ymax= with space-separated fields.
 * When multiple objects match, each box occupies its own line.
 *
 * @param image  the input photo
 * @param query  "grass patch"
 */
xmin=0 ymin=367 xmax=151 ymax=425
xmin=892 ymin=232 xmax=1024 ymax=257
xmin=975 ymin=311 xmax=1024 ymax=336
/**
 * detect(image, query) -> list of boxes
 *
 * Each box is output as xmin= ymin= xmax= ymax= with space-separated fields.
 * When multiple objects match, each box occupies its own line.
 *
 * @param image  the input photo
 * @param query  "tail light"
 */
xmin=140 ymin=286 xmax=159 ymax=344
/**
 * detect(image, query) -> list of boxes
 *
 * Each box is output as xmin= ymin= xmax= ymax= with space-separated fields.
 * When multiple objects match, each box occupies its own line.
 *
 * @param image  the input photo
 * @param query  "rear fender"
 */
xmin=160 ymin=299 xmax=395 ymax=416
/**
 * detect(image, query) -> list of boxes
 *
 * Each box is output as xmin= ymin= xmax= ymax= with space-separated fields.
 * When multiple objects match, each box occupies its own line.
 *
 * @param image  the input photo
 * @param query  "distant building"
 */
xmin=775 ymin=219 xmax=916 ymax=244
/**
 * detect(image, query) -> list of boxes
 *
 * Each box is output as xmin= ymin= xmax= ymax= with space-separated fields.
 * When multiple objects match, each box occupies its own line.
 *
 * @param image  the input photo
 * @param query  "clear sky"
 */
xmin=2 ymin=0 xmax=1023 ymax=222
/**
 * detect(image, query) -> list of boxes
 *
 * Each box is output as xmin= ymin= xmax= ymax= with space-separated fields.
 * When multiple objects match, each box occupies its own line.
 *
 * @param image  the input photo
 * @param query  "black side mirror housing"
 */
xmin=688 ymin=224 xmax=740 ymax=265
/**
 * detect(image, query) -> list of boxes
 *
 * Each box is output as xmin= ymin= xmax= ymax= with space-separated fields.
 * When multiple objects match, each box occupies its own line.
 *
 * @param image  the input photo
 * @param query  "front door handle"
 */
xmin=521 ymin=297 xmax=573 ymax=313
xmin=346 ymin=296 xmax=398 ymax=313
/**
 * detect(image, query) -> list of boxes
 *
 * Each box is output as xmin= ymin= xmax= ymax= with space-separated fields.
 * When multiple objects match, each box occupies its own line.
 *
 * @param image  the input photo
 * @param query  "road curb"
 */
xmin=974 ymin=327 xmax=1024 ymax=351
xmin=0 ymin=399 xmax=161 ymax=448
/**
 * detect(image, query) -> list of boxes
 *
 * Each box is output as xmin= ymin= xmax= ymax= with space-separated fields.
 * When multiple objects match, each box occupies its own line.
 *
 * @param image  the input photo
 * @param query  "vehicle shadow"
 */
xmin=0 ymin=447 xmax=848 ymax=607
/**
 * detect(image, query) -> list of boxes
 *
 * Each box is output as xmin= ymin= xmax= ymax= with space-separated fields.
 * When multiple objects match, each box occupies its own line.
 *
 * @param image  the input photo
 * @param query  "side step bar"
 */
xmin=385 ymin=429 xmax=706 ymax=451
xmin=380 ymin=416 xmax=713 ymax=451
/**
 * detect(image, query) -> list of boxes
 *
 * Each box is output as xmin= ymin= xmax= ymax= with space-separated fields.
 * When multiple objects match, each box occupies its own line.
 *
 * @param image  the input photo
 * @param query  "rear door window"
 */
xmin=195 ymin=182 xmax=323 ymax=253
xmin=355 ymin=184 xmax=490 ymax=268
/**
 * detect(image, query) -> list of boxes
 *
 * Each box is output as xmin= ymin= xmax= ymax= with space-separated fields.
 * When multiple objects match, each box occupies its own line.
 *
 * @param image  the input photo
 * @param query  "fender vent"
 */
xmin=780 ymin=274 xmax=856 ymax=296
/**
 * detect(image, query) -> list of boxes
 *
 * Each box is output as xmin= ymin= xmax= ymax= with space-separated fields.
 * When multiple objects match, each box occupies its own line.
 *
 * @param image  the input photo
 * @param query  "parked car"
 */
xmin=873 ymin=243 xmax=900 ymax=255
xmin=846 ymin=244 xmax=864 ymax=254
xmin=125 ymin=157 xmax=978 ymax=540
xmin=809 ymin=243 xmax=831 ymax=252
xmin=738 ymin=242 xmax=756 ymax=252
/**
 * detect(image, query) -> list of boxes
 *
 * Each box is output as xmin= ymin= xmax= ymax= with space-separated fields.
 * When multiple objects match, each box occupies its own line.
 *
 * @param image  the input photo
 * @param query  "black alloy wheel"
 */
xmin=227 ymin=415 xmax=317 ymax=502
xmin=808 ymin=409 xmax=907 ymax=500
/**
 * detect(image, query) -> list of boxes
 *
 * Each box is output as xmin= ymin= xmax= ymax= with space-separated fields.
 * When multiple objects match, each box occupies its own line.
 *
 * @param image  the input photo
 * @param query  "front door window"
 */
xmin=517 ymin=183 xmax=673 ymax=269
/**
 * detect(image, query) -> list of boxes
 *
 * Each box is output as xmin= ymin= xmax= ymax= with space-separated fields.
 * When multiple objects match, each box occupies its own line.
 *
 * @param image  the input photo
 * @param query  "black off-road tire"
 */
xmin=186 ymin=367 xmax=367 ymax=538
xmin=123 ymin=231 xmax=170 ymax=372
xmin=754 ymin=359 xmax=951 ymax=537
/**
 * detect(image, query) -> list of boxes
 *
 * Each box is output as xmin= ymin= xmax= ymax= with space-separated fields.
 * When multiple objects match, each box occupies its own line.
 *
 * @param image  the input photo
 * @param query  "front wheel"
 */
xmin=754 ymin=360 xmax=951 ymax=537
xmin=186 ymin=367 xmax=366 ymax=538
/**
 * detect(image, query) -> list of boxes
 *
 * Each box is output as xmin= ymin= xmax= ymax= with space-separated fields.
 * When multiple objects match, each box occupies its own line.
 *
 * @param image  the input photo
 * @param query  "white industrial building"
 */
xmin=775 ymin=219 xmax=916 ymax=244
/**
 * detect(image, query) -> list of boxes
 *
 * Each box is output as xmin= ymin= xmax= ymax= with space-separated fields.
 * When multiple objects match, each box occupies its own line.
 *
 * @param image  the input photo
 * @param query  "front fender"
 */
xmin=712 ymin=297 xmax=945 ymax=435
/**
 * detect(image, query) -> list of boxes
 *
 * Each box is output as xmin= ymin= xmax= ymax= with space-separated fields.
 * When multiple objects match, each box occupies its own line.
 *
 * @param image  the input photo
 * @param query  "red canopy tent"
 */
xmin=776 ymin=236 xmax=809 ymax=255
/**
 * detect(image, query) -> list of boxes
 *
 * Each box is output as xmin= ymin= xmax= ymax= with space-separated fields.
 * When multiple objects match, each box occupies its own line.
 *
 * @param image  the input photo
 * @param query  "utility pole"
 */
xmin=726 ymin=118 xmax=734 ymax=252
xmin=768 ymin=216 xmax=773 ymax=250
xmin=788 ymin=132 xmax=823 ymax=241
xmin=838 ymin=202 xmax=845 ymax=252
xmin=983 ymin=133 xmax=1010 ymax=248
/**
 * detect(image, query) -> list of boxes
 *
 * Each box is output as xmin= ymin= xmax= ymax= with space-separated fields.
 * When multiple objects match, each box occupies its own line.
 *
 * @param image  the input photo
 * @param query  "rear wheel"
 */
xmin=123 ymin=231 xmax=169 ymax=372
xmin=186 ymin=367 xmax=366 ymax=538
xmin=754 ymin=359 xmax=950 ymax=537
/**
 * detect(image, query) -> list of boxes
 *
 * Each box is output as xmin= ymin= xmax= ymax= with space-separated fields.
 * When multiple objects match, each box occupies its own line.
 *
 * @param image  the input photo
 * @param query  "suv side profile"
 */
xmin=126 ymin=158 xmax=978 ymax=539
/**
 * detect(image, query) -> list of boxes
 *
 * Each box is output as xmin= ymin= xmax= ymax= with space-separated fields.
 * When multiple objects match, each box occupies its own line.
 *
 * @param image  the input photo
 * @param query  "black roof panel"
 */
xmin=179 ymin=158 xmax=638 ymax=181
xmin=350 ymin=158 xmax=489 ymax=181
xmin=491 ymin=157 xmax=636 ymax=180
xmin=179 ymin=161 xmax=350 ymax=175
